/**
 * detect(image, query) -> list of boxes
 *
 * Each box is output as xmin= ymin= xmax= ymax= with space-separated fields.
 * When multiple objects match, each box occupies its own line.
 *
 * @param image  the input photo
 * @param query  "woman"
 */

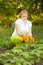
xmin=11 ymin=10 xmax=34 ymax=43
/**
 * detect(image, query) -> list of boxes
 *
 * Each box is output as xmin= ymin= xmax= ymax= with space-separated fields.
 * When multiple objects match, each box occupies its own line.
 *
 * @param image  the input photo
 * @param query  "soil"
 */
xmin=34 ymin=59 xmax=43 ymax=65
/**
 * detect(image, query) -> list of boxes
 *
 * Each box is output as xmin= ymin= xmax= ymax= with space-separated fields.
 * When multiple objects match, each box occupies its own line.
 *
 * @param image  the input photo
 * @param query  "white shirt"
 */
xmin=12 ymin=18 xmax=32 ymax=36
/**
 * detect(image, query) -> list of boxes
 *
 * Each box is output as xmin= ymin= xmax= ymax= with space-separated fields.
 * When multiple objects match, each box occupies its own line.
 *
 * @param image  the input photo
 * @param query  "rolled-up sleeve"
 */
xmin=15 ymin=19 xmax=21 ymax=26
xmin=27 ymin=21 xmax=32 ymax=36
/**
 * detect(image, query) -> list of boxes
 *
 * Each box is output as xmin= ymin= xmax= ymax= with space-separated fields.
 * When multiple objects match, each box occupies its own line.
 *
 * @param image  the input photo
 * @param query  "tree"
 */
xmin=0 ymin=0 xmax=43 ymax=27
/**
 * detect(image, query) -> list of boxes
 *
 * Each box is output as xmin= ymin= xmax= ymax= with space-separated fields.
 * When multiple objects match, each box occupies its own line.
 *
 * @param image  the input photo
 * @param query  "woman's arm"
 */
xmin=28 ymin=27 xmax=32 ymax=36
xmin=15 ymin=24 xmax=22 ymax=36
xmin=28 ymin=27 xmax=35 ymax=43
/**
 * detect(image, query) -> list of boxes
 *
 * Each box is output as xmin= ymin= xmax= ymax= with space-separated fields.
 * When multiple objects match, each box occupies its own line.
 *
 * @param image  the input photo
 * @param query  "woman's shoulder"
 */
xmin=27 ymin=20 xmax=32 ymax=27
xmin=15 ymin=18 xmax=22 ymax=24
xmin=16 ymin=18 xmax=22 ymax=21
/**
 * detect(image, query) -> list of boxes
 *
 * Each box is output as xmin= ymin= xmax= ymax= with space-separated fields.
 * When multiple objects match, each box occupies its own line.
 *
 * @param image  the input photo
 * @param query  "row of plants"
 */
xmin=32 ymin=24 xmax=43 ymax=38
xmin=0 ymin=37 xmax=15 ymax=50
xmin=0 ymin=27 xmax=14 ymax=50
xmin=0 ymin=40 xmax=43 ymax=65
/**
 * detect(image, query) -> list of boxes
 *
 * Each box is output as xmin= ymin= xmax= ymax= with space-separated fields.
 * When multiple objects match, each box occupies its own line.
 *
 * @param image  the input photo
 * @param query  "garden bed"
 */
xmin=0 ymin=25 xmax=43 ymax=65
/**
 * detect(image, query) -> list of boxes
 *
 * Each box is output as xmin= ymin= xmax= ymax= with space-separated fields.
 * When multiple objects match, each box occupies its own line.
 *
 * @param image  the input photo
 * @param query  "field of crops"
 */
xmin=0 ymin=24 xmax=43 ymax=65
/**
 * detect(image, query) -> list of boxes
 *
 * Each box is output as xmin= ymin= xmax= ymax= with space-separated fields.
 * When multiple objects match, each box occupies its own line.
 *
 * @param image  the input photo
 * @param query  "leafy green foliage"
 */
xmin=0 ymin=0 xmax=43 ymax=27
xmin=0 ymin=41 xmax=43 ymax=65
xmin=31 ymin=13 xmax=43 ymax=24
xmin=0 ymin=0 xmax=37 ymax=16
xmin=0 ymin=37 xmax=15 ymax=50
xmin=0 ymin=27 xmax=15 ymax=50
xmin=32 ymin=24 xmax=43 ymax=38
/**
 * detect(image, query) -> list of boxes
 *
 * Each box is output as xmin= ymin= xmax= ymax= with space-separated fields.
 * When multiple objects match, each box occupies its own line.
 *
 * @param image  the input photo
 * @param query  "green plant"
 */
xmin=0 ymin=40 xmax=43 ymax=65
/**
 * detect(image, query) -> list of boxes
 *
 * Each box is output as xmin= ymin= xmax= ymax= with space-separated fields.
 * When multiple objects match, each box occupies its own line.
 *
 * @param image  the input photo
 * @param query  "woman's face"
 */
xmin=21 ymin=13 xmax=28 ymax=20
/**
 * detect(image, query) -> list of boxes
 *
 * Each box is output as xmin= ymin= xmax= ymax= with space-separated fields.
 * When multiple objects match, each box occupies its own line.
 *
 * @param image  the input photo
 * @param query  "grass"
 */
xmin=0 ymin=27 xmax=14 ymax=50
xmin=32 ymin=24 xmax=43 ymax=41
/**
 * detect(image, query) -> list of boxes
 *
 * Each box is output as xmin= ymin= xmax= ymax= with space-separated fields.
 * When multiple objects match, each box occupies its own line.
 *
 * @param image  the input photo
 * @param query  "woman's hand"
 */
xmin=21 ymin=34 xmax=27 ymax=43
xmin=28 ymin=36 xmax=35 ymax=43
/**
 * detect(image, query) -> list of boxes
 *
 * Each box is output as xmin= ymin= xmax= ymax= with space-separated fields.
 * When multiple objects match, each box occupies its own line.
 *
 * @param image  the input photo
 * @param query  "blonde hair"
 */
xmin=20 ymin=9 xmax=28 ymax=16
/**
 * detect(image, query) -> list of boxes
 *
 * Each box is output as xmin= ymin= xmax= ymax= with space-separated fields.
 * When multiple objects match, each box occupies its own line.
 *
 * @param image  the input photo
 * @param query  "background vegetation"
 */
xmin=0 ymin=0 xmax=43 ymax=65
xmin=0 ymin=0 xmax=43 ymax=27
